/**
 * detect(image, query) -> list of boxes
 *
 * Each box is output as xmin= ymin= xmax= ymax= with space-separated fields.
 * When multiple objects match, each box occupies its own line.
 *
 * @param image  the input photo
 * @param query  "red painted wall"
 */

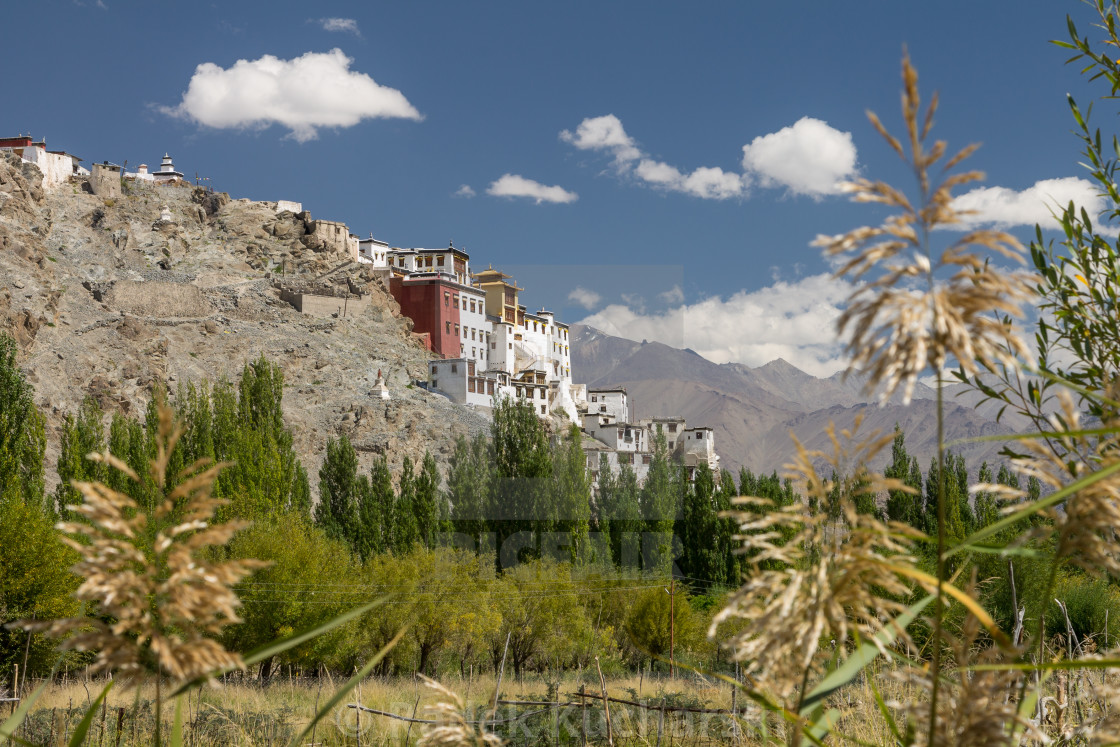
xmin=0 ymin=137 xmax=33 ymax=149
xmin=389 ymin=277 xmax=461 ymax=358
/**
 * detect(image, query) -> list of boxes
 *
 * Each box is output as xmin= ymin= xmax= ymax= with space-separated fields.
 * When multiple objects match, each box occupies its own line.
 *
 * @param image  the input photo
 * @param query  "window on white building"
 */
xmin=451 ymin=364 xmax=457 ymax=373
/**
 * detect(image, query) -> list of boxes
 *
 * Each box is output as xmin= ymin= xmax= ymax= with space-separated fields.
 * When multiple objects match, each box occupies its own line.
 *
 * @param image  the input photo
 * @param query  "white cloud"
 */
xmin=160 ymin=49 xmax=421 ymax=142
xmin=454 ymin=184 xmax=476 ymax=198
xmin=568 ymin=287 xmax=602 ymax=310
xmin=486 ymin=174 xmax=578 ymax=204
xmin=562 ymin=115 xmax=746 ymax=200
xmin=680 ymin=166 xmax=746 ymax=200
xmin=634 ymin=158 xmax=746 ymax=199
xmin=563 ymin=114 xmax=854 ymax=201
xmin=741 ymin=117 xmax=857 ymax=197
xmin=577 ymin=273 xmax=853 ymax=377
xmin=659 ymin=285 xmax=684 ymax=304
xmin=318 ymin=17 xmax=360 ymax=35
xmin=950 ymin=177 xmax=1107 ymax=230
xmin=634 ymin=159 xmax=680 ymax=184
xmin=559 ymin=114 xmax=641 ymax=164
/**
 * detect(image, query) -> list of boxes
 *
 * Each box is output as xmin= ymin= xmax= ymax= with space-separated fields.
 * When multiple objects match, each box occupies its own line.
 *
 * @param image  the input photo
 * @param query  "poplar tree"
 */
xmin=315 ymin=434 xmax=360 ymax=545
xmin=885 ymin=425 xmax=923 ymax=526
xmin=676 ymin=464 xmax=727 ymax=588
xmin=551 ymin=425 xmax=591 ymax=564
xmin=490 ymin=396 xmax=553 ymax=570
xmin=447 ymin=434 xmax=492 ymax=551
xmin=54 ymin=397 xmax=107 ymax=517
xmin=640 ymin=431 xmax=678 ymax=574
xmin=413 ymin=451 xmax=443 ymax=549
xmin=0 ymin=332 xmax=46 ymax=507
xmin=394 ymin=456 xmax=420 ymax=552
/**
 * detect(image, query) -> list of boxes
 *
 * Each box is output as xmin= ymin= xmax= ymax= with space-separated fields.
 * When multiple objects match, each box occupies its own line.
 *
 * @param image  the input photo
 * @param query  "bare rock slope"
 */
xmin=0 ymin=153 xmax=489 ymax=494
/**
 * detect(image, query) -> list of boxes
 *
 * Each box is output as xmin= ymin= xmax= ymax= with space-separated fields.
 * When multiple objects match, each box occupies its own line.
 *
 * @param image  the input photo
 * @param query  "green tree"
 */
xmin=884 ymin=425 xmax=922 ymax=526
xmin=973 ymin=462 xmax=998 ymax=530
xmin=314 ymin=434 xmax=360 ymax=545
xmin=0 ymin=496 xmax=80 ymax=677
xmin=357 ymin=456 xmax=396 ymax=560
xmin=447 ymin=434 xmax=492 ymax=552
xmin=393 ymin=456 xmax=420 ymax=553
xmin=54 ymin=397 xmax=107 ymax=516
xmin=224 ymin=513 xmax=362 ymax=676
xmin=0 ymin=333 xmax=46 ymax=506
xmin=715 ymin=468 xmax=740 ymax=585
xmin=551 ymin=425 xmax=591 ymax=564
xmin=623 ymin=585 xmax=701 ymax=671
xmin=414 ymin=451 xmax=443 ymax=549
xmin=640 ymin=432 xmax=678 ymax=574
xmin=676 ymin=465 xmax=727 ymax=589
xmin=489 ymin=396 xmax=553 ymax=570
xmin=209 ymin=357 xmax=311 ymax=518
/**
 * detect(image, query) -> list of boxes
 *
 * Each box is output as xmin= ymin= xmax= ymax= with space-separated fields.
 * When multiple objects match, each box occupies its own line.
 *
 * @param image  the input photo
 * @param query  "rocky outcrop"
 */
xmin=0 ymin=163 xmax=489 ymax=497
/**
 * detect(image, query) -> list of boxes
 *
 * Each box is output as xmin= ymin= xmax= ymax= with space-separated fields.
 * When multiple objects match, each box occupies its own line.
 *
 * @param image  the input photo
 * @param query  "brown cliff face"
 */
xmin=0 ymin=156 xmax=489 ymax=496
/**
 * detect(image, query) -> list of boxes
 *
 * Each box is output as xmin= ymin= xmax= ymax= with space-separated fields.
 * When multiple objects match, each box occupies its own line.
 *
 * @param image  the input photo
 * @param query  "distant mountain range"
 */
xmin=571 ymin=324 xmax=1025 ymax=479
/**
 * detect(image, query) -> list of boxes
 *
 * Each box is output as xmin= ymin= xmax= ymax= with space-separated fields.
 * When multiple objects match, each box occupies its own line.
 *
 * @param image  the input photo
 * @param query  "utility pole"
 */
xmin=669 ymin=579 xmax=675 ymax=679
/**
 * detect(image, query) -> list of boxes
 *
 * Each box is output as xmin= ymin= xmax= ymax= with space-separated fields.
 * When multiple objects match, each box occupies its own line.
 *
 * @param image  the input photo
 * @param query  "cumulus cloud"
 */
xmin=160 ymin=49 xmax=421 ymax=142
xmin=454 ymin=184 xmax=476 ymax=198
xmin=659 ymin=285 xmax=684 ymax=304
xmin=318 ymin=17 xmax=360 ymax=35
xmin=487 ymin=174 xmax=578 ymax=204
xmin=560 ymin=114 xmax=641 ymax=164
xmin=577 ymin=273 xmax=854 ymax=377
xmin=741 ymin=117 xmax=858 ymax=197
xmin=950 ymin=177 xmax=1107 ymax=230
xmin=568 ymin=287 xmax=602 ymax=310
xmin=562 ymin=113 xmax=854 ymax=201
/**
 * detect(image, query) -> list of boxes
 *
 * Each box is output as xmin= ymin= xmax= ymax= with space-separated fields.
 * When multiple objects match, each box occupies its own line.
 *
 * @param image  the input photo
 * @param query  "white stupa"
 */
xmin=372 ymin=368 xmax=390 ymax=400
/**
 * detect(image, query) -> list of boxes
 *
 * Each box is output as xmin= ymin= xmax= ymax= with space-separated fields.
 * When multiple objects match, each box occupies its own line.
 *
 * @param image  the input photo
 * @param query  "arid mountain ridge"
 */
xmin=0 ymin=152 xmax=490 ymax=495
xmin=571 ymin=324 xmax=1023 ymax=478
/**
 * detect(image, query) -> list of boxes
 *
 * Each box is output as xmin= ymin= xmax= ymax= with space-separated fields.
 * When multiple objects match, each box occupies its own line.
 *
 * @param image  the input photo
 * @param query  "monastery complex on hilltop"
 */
xmin=0 ymin=134 xmax=722 ymax=486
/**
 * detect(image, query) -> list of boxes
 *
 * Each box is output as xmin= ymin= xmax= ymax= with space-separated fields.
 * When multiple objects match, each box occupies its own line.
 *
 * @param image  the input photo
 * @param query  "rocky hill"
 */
xmin=572 ymin=324 xmax=1023 ymax=477
xmin=0 ymin=153 xmax=489 ymax=494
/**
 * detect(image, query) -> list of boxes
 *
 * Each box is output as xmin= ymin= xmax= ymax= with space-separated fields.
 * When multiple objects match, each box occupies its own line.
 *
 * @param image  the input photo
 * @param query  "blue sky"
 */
xmin=4 ymin=1 xmax=1109 ymax=374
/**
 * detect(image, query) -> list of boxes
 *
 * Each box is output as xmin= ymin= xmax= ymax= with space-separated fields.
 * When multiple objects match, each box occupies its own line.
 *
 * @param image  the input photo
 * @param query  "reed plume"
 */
xmin=813 ymin=52 xmax=1035 ymax=404
xmin=19 ymin=401 xmax=266 ymax=684
xmin=416 ymin=675 xmax=504 ymax=746
xmin=712 ymin=414 xmax=923 ymax=700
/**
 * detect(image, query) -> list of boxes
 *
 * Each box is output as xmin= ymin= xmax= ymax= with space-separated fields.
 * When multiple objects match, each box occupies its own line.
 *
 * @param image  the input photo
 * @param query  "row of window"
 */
xmin=444 ymin=321 xmax=490 ymax=344
xmin=586 ymin=453 xmax=652 ymax=467
xmin=443 ymin=290 xmax=484 ymax=310
xmin=460 ymin=344 xmax=485 ymax=360
xmin=521 ymin=319 xmax=569 ymax=339
xmin=397 ymin=254 xmax=449 ymax=268
xmin=467 ymin=378 xmax=495 ymax=395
